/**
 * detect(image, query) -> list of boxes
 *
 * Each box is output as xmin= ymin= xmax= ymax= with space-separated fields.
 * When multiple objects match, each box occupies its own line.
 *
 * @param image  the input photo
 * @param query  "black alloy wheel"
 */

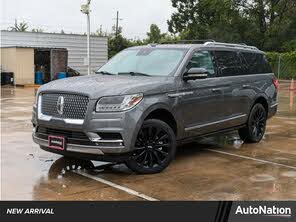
xmin=126 ymin=119 xmax=176 ymax=174
xmin=239 ymin=103 xmax=267 ymax=143
xmin=250 ymin=105 xmax=266 ymax=138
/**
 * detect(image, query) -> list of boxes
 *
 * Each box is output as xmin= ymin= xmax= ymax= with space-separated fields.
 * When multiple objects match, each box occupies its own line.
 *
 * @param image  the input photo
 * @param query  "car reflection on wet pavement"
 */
xmin=1 ymin=81 xmax=296 ymax=200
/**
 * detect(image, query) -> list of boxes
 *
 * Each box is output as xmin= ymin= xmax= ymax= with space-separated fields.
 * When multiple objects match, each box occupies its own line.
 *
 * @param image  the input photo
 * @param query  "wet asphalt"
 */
xmin=1 ymin=81 xmax=296 ymax=200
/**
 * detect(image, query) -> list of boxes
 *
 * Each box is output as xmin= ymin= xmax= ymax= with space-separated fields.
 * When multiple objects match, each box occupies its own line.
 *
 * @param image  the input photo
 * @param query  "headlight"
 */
xmin=96 ymin=93 xmax=143 ymax=112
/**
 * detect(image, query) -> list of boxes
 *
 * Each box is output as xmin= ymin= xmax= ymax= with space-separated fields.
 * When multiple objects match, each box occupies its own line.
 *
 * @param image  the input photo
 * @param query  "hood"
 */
xmin=38 ymin=74 xmax=175 ymax=99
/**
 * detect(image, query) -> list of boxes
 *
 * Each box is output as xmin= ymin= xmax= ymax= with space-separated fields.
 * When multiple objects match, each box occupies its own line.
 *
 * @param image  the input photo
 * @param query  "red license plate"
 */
xmin=48 ymin=136 xmax=65 ymax=150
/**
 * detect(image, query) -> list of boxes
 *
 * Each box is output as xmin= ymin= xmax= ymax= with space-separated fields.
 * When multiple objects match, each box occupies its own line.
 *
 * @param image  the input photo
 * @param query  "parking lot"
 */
xmin=1 ymin=81 xmax=296 ymax=200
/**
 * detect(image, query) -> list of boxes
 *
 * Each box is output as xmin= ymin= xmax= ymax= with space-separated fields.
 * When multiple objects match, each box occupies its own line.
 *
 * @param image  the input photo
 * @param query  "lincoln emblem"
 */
xmin=57 ymin=96 xmax=65 ymax=115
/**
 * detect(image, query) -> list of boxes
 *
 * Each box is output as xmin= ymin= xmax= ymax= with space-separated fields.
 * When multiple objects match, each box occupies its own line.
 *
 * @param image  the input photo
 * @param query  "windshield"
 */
xmin=97 ymin=48 xmax=187 ymax=76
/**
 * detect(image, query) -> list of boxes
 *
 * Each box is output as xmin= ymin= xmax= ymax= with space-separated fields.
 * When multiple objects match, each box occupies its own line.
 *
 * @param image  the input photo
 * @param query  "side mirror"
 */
xmin=183 ymin=68 xmax=209 ymax=81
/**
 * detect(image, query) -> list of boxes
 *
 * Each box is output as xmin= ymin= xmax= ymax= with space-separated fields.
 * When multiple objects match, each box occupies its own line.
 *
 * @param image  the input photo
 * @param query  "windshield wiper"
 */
xmin=95 ymin=71 xmax=115 ymax=75
xmin=118 ymin=72 xmax=151 ymax=77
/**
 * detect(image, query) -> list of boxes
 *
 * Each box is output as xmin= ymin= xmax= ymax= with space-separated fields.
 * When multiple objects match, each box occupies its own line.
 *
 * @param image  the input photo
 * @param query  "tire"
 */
xmin=125 ymin=119 xmax=177 ymax=174
xmin=239 ymin=103 xmax=267 ymax=143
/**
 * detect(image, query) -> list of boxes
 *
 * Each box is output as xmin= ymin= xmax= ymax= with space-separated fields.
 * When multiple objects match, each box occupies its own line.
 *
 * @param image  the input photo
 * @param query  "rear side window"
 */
xmin=214 ymin=51 xmax=244 ymax=76
xmin=241 ymin=52 xmax=272 ymax=74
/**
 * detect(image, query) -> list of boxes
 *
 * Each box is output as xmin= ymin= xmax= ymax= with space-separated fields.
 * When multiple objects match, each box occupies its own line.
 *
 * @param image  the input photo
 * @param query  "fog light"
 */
xmin=32 ymin=126 xmax=36 ymax=133
xmin=90 ymin=137 xmax=102 ymax=142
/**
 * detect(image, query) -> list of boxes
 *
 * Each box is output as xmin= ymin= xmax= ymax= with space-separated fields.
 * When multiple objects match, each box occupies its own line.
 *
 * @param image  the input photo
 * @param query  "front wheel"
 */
xmin=126 ymin=119 xmax=176 ymax=174
xmin=239 ymin=103 xmax=267 ymax=143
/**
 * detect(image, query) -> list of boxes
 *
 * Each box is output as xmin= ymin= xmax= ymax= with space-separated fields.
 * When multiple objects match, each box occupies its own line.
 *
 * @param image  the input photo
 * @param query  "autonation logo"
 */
xmin=235 ymin=205 xmax=292 ymax=217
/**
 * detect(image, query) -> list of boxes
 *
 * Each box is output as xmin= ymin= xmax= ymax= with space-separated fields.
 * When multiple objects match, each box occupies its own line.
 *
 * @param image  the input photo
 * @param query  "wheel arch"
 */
xmin=144 ymin=109 xmax=178 ymax=136
xmin=141 ymin=103 xmax=178 ymax=136
xmin=251 ymin=94 xmax=269 ymax=116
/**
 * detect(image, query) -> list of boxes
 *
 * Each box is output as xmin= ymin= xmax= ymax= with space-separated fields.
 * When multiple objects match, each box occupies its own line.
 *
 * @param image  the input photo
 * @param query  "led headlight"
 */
xmin=96 ymin=93 xmax=143 ymax=112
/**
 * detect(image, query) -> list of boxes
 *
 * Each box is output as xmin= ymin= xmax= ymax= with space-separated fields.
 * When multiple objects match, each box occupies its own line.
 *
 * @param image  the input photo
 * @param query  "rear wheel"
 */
xmin=126 ymin=119 xmax=176 ymax=174
xmin=239 ymin=103 xmax=267 ymax=143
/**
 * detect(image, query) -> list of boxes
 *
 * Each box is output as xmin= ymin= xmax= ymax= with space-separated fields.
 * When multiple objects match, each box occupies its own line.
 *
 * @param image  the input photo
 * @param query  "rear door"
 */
xmin=213 ymin=50 xmax=249 ymax=126
xmin=240 ymin=51 xmax=274 ymax=110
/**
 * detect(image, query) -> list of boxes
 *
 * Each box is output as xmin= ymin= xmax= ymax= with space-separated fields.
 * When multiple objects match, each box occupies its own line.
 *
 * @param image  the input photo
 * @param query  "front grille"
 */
xmin=41 ymin=93 xmax=89 ymax=119
xmin=37 ymin=127 xmax=88 ymax=140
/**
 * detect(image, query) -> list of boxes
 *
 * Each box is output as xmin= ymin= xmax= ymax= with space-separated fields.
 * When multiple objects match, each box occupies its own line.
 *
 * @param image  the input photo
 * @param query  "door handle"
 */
xmin=211 ymin=88 xmax=223 ymax=93
xmin=242 ymin=84 xmax=251 ymax=89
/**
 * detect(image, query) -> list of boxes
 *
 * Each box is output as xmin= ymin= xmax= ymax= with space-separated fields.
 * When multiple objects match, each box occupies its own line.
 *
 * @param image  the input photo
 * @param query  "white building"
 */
xmin=0 ymin=30 xmax=108 ymax=85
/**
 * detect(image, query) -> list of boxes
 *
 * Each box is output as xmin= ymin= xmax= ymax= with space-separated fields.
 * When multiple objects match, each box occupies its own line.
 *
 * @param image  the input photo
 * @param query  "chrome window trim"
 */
xmin=185 ymin=114 xmax=247 ymax=131
xmin=37 ymin=95 xmax=85 ymax=125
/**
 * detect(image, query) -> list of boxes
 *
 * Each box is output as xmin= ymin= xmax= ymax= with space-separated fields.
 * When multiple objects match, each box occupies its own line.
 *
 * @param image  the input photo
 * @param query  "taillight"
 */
xmin=272 ymin=78 xmax=279 ymax=91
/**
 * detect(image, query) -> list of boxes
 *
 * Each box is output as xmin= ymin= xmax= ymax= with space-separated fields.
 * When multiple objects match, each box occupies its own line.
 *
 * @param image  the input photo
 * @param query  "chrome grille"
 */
xmin=41 ymin=93 xmax=89 ymax=119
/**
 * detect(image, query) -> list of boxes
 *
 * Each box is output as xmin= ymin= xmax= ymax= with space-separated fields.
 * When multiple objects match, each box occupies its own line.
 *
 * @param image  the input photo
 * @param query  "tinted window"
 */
xmin=214 ymin=51 xmax=244 ymax=76
xmin=241 ymin=52 xmax=272 ymax=74
xmin=186 ymin=51 xmax=215 ymax=77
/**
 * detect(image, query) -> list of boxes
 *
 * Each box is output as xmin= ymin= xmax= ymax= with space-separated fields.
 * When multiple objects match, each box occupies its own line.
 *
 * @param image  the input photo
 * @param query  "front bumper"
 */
xmin=33 ymin=134 xmax=106 ymax=155
xmin=36 ymin=140 xmax=133 ymax=162
xmin=32 ymin=98 xmax=145 ymax=157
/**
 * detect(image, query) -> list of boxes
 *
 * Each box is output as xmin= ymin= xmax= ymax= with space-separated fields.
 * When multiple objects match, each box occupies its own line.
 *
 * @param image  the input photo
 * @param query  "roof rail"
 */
xmin=203 ymin=42 xmax=258 ymax=50
xmin=160 ymin=39 xmax=216 ymax=45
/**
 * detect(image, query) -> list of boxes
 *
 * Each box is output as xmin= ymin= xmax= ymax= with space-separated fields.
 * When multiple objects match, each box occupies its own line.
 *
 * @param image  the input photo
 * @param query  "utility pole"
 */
xmin=113 ymin=11 xmax=123 ymax=37
xmin=81 ymin=0 xmax=91 ymax=75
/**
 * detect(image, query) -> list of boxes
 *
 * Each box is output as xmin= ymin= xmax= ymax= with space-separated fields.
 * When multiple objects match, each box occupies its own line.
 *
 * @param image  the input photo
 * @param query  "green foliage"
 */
xmin=266 ymin=51 xmax=296 ymax=79
xmin=168 ymin=0 xmax=296 ymax=51
xmin=10 ymin=19 xmax=29 ymax=32
xmin=147 ymin=24 xmax=166 ymax=43
xmin=108 ymin=34 xmax=132 ymax=59
xmin=107 ymin=24 xmax=180 ymax=58
xmin=31 ymin=28 xmax=44 ymax=33
xmin=282 ymin=40 xmax=296 ymax=52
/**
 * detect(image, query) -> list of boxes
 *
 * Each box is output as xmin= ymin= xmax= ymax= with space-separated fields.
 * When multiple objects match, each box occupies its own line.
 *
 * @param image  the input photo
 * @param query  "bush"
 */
xmin=266 ymin=51 xmax=296 ymax=79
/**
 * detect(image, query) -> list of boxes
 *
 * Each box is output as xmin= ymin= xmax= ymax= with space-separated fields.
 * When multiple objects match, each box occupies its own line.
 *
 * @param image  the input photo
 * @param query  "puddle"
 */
xmin=281 ymin=171 xmax=296 ymax=178
xmin=249 ymin=174 xmax=276 ymax=182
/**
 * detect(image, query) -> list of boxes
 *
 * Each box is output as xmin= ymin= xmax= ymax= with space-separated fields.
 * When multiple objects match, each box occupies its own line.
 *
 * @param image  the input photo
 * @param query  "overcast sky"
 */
xmin=0 ymin=0 xmax=174 ymax=39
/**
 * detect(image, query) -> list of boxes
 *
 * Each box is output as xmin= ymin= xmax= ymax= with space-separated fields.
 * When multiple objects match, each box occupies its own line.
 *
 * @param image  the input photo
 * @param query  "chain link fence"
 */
xmin=266 ymin=51 xmax=296 ymax=80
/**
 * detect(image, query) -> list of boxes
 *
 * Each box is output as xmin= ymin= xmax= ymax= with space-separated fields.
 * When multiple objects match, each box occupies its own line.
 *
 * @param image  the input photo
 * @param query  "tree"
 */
xmin=108 ymin=34 xmax=131 ymax=58
xmin=167 ymin=0 xmax=296 ymax=51
xmin=237 ymin=0 xmax=296 ymax=50
xmin=31 ymin=28 xmax=44 ymax=33
xmin=10 ymin=19 xmax=29 ymax=32
xmin=107 ymin=23 xmax=181 ymax=58
xmin=147 ymin=24 xmax=166 ymax=43
xmin=168 ymin=0 xmax=249 ymax=41
xmin=95 ymin=25 xmax=107 ymax=37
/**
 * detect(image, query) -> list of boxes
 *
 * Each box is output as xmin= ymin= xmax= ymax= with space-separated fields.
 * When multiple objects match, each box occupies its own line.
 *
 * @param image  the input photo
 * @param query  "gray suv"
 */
xmin=32 ymin=40 xmax=278 ymax=174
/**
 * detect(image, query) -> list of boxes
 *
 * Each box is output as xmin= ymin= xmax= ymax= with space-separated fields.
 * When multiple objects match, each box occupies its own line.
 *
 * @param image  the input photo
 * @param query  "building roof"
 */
xmin=0 ymin=46 xmax=67 ymax=50
xmin=0 ymin=30 xmax=107 ymax=39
